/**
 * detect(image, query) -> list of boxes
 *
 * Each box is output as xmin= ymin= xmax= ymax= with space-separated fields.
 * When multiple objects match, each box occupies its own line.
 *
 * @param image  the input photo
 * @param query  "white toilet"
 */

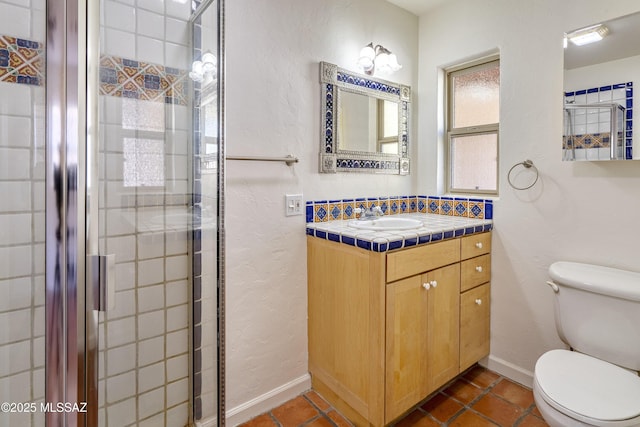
xmin=533 ymin=261 xmax=640 ymax=427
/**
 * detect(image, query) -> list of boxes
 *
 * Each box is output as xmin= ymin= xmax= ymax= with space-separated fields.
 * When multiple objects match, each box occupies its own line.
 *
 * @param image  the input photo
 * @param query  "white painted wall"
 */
xmin=225 ymin=0 xmax=418 ymax=422
xmin=417 ymin=0 xmax=640 ymax=386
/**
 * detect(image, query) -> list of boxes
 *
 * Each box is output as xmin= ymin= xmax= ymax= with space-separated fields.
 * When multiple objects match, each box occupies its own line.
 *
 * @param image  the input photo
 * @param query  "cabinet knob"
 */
xmin=475 ymin=266 xmax=483 ymax=273
xmin=430 ymin=280 xmax=438 ymax=288
xmin=422 ymin=282 xmax=430 ymax=290
xmin=475 ymin=242 xmax=483 ymax=249
xmin=475 ymin=299 xmax=482 ymax=305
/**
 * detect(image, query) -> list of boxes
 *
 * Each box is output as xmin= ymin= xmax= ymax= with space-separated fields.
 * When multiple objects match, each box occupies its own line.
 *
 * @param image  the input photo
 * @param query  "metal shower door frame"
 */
xmin=45 ymin=0 xmax=89 ymax=427
xmin=45 ymin=0 xmax=99 ymax=425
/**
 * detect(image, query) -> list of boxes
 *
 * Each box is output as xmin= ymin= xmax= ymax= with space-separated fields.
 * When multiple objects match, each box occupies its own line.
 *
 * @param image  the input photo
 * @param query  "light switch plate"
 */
xmin=285 ymin=194 xmax=303 ymax=216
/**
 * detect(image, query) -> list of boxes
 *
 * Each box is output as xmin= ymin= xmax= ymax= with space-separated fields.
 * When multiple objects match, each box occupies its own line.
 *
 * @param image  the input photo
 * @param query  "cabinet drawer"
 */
xmin=460 ymin=254 xmax=491 ymax=292
xmin=386 ymin=239 xmax=460 ymax=283
xmin=460 ymin=232 xmax=491 ymax=260
xmin=460 ymin=283 xmax=490 ymax=371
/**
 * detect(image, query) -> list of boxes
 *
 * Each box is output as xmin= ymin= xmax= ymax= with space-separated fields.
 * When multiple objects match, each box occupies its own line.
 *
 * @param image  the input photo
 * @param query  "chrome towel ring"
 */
xmin=507 ymin=159 xmax=539 ymax=190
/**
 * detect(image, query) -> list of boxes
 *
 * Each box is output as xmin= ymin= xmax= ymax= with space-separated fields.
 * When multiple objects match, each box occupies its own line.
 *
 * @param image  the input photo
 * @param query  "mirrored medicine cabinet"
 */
xmin=563 ymin=11 xmax=640 ymax=161
xmin=319 ymin=61 xmax=411 ymax=174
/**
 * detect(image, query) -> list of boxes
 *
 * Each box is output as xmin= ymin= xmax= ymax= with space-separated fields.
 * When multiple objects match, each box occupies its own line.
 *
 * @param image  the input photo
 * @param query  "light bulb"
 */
xmin=202 ymin=62 xmax=216 ymax=74
xmin=189 ymin=71 xmax=203 ymax=82
xmin=202 ymin=52 xmax=216 ymax=65
xmin=376 ymin=52 xmax=390 ymax=71
xmin=359 ymin=44 xmax=375 ymax=61
xmin=191 ymin=60 xmax=203 ymax=74
xmin=387 ymin=53 xmax=402 ymax=71
xmin=357 ymin=56 xmax=374 ymax=72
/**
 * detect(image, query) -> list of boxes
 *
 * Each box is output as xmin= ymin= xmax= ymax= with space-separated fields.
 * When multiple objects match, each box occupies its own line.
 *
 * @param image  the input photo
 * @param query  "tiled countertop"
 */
xmin=306 ymin=213 xmax=493 ymax=253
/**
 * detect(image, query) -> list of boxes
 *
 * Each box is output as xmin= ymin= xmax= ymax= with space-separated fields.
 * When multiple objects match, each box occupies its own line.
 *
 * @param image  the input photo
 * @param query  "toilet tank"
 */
xmin=549 ymin=261 xmax=640 ymax=371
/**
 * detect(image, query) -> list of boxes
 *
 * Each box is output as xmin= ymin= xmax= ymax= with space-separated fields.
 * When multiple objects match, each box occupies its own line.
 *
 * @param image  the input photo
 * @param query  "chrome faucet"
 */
xmin=355 ymin=205 xmax=384 ymax=220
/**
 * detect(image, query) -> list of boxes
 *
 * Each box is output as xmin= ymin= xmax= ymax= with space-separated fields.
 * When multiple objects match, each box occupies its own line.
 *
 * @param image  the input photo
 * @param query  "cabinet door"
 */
xmin=426 ymin=263 xmax=461 ymax=393
xmin=385 ymin=275 xmax=429 ymax=423
xmin=460 ymin=283 xmax=491 ymax=371
xmin=385 ymin=263 xmax=461 ymax=423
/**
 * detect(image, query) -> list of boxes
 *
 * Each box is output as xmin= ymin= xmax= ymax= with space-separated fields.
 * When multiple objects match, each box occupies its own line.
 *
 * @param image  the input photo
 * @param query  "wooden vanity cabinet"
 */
xmin=307 ymin=232 xmax=491 ymax=426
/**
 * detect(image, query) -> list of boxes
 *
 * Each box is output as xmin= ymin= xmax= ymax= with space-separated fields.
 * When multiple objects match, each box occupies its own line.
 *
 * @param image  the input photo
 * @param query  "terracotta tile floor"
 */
xmin=238 ymin=365 xmax=549 ymax=427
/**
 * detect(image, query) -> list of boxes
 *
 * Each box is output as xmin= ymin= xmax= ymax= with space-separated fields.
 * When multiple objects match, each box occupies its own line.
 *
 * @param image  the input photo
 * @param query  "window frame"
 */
xmin=445 ymin=57 xmax=500 ymax=196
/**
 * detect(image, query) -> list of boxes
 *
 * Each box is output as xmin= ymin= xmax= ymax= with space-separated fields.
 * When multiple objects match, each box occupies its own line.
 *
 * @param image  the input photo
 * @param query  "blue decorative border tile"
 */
xmin=440 ymin=197 xmax=453 ymax=216
xmin=337 ymin=71 xmax=401 ymax=95
xmin=0 ymin=35 xmax=43 ymax=86
xmin=100 ymin=54 xmax=188 ymax=106
xmin=313 ymin=201 xmax=329 ymax=223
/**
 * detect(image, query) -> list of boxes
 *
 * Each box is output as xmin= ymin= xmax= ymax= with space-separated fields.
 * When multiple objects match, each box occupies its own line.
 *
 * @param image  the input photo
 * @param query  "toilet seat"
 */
xmin=535 ymin=350 xmax=640 ymax=426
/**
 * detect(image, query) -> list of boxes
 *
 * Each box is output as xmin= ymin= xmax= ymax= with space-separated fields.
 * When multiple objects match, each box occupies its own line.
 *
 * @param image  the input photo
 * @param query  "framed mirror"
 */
xmin=563 ymin=11 xmax=640 ymax=160
xmin=319 ymin=61 xmax=411 ymax=174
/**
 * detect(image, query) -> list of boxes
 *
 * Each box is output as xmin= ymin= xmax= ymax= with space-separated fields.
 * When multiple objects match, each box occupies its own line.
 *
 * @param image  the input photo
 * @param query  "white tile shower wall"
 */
xmin=0 ymin=70 xmax=45 ymax=427
xmin=99 ymin=94 xmax=191 ymax=426
xmin=98 ymin=1 xmax=192 ymax=423
xmin=0 ymin=3 xmax=31 ymax=40
xmin=101 ymin=0 xmax=192 ymax=64
xmin=0 ymin=5 xmax=46 ymax=423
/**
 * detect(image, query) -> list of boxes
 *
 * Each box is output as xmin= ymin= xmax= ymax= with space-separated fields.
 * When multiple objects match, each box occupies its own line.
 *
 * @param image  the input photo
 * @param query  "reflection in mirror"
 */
xmin=379 ymin=99 xmax=400 ymax=153
xmin=563 ymin=11 xmax=640 ymax=160
xmin=338 ymin=92 xmax=399 ymax=154
xmin=320 ymin=61 xmax=411 ymax=174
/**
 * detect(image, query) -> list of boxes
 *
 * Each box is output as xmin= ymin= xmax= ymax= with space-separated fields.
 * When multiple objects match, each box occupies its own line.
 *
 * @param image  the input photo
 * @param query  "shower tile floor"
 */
xmin=238 ymin=366 xmax=549 ymax=427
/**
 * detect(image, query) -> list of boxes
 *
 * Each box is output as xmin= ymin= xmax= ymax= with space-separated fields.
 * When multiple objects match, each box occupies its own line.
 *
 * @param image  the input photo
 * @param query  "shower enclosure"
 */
xmin=0 ymin=0 xmax=224 ymax=425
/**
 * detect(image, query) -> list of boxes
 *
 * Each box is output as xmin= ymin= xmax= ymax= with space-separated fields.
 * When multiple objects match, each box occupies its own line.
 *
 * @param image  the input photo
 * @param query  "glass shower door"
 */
xmin=0 ymin=1 xmax=47 ymax=425
xmin=94 ymin=0 xmax=195 ymax=425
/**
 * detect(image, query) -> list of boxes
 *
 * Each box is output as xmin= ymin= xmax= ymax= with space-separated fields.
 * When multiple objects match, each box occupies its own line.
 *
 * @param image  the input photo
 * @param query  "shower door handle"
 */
xmin=88 ymin=254 xmax=115 ymax=311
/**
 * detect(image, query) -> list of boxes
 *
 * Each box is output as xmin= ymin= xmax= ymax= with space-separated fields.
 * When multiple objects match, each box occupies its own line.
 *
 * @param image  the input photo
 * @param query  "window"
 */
xmin=377 ymin=99 xmax=399 ymax=154
xmin=121 ymin=98 xmax=166 ymax=188
xmin=446 ymin=58 xmax=500 ymax=194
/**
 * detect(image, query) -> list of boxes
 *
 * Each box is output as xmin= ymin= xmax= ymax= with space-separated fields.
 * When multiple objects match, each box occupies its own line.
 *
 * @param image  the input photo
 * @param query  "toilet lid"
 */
xmin=535 ymin=349 xmax=640 ymax=422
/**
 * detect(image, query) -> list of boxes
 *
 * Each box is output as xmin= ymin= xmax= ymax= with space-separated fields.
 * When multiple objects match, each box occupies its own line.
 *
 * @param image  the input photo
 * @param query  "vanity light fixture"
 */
xmin=189 ymin=51 xmax=217 ymax=83
xmin=357 ymin=42 xmax=402 ymax=75
xmin=566 ymin=24 xmax=609 ymax=46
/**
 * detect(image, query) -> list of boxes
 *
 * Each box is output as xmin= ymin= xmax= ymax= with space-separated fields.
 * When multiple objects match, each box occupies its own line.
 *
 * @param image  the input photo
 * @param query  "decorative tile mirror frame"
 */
xmin=319 ymin=61 xmax=411 ymax=174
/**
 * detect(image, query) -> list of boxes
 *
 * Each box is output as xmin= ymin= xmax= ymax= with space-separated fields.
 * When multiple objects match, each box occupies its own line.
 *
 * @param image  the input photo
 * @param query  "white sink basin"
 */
xmin=348 ymin=217 xmax=423 ymax=231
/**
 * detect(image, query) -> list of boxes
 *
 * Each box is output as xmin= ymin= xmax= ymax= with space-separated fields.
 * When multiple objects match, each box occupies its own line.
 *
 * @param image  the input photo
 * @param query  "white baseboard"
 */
xmin=195 ymin=373 xmax=312 ymax=427
xmin=483 ymin=355 xmax=534 ymax=388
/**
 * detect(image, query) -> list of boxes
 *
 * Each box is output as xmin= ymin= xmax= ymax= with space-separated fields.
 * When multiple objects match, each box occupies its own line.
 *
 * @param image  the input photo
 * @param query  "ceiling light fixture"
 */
xmin=357 ymin=42 xmax=402 ymax=76
xmin=566 ymin=24 xmax=609 ymax=47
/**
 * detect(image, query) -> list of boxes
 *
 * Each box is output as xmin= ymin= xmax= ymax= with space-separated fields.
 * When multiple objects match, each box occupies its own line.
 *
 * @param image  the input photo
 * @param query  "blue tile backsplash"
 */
xmin=306 ymin=195 xmax=493 ymax=224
